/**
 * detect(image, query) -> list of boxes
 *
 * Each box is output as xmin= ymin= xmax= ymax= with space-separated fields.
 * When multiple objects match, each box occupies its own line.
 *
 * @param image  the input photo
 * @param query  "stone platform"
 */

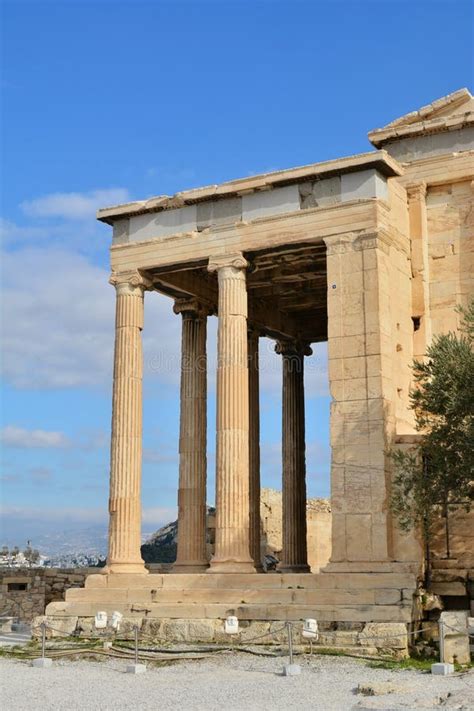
xmin=46 ymin=570 xmax=418 ymax=623
xmin=41 ymin=568 xmax=419 ymax=655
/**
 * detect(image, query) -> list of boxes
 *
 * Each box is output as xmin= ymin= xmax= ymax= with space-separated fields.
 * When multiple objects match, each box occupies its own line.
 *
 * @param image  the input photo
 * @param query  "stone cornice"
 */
xmin=324 ymin=229 xmax=404 ymax=256
xmin=368 ymin=89 xmax=473 ymax=147
xmin=97 ymin=151 xmax=403 ymax=225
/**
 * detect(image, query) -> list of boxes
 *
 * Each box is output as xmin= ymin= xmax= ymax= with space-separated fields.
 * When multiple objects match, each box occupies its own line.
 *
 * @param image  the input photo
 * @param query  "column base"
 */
xmin=104 ymin=562 xmax=149 ymax=575
xmin=207 ymin=558 xmax=256 ymax=574
xmin=277 ymin=563 xmax=311 ymax=574
xmin=172 ymin=562 xmax=209 ymax=573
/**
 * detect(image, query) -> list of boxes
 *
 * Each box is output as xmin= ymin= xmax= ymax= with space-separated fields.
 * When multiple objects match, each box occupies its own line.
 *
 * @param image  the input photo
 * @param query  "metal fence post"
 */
xmin=41 ymin=622 xmax=46 ymax=659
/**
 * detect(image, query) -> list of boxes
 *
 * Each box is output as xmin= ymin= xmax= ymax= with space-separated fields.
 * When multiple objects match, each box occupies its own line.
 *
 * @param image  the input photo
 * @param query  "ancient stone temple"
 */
xmin=45 ymin=89 xmax=473 ymax=651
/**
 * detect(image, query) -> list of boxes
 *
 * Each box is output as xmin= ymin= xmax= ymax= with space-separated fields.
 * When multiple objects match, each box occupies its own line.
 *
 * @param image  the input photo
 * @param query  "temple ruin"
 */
xmin=43 ymin=89 xmax=474 ymax=652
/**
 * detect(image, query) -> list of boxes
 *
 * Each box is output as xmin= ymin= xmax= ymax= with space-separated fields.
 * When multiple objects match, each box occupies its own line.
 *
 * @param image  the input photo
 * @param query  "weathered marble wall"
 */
xmin=0 ymin=568 xmax=94 ymax=621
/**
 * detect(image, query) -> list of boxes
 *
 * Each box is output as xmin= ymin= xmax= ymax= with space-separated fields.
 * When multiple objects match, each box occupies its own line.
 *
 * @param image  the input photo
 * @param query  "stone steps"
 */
xmin=66 ymin=585 xmax=405 ymax=606
xmin=47 ymin=599 xmax=413 ymax=623
xmin=84 ymin=572 xmax=416 ymax=591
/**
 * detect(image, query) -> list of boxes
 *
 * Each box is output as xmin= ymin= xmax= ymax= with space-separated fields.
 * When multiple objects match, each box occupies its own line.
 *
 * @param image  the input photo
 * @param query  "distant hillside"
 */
xmin=141 ymin=519 xmax=178 ymax=563
xmin=141 ymin=507 xmax=216 ymax=564
xmin=140 ymin=491 xmax=332 ymax=571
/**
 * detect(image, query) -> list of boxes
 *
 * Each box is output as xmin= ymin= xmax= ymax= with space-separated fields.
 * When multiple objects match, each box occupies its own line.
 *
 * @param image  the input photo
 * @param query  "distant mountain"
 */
xmin=34 ymin=525 xmax=109 ymax=557
xmin=1 ymin=518 xmax=157 ymax=558
xmin=141 ymin=507 xmax=216 ymax=564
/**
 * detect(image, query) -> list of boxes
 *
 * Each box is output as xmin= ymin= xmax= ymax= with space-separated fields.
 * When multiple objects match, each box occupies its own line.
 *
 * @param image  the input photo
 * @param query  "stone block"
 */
xmin=374 ymin=589 xmax=402 ymax=605
xmin=161 ymin=619 xmax=189 ymax=642
xmin=242 ymin=185 xmax=300 ymax=221
xmin=359 ymin=623 xmax=408 ymax=650
xmin=129 ymin=205 xmax=197 ymax=242
xmin=141 ymin=619 xmax=164 ymax=640
xmin=34 ymin=615 xmax=78 ymax=638
xmin=32 ymin=658 xmax=53 ymax=668
xmin=299 ymin=176 xmax=341 ymax=209
xmin=238 ymin=621 xmax=271 ymax=643
xmin=187 ymin=619 xmax=215 ymax=642
xmin=440 ymin=611 xmax=470 ymax=664
xmin=318 ymin=630 xmax=359 ymax=646
xmin=84 ymin=575 xmax=107 ymax=589
xmin=346 ymin=515 xmax=372 ymax=560
xmin=197 ymin=197 xmax=242 ymax=230
xmin=431 ymin=582 xmax=466 ymax=596
xmin=118 ymin=618 xmax=143 ymax=639
xmin=282 ymin=664 xmax=301 ymax=676
xmin=431 ymin=662 xmax=454 ymax=675
xmin=126 ymin=664 xmax=146 ymax=674
xmin=357 ymin=681 xmax=402 ymax=695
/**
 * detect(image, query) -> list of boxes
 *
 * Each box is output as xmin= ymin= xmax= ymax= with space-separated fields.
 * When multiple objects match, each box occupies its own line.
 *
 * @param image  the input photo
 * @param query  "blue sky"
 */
xmin=1 ymin=0 xmax=472 ymax=547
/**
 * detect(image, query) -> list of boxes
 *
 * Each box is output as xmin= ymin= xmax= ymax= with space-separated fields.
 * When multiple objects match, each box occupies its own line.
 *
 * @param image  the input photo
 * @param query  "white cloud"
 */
xmin=0 ymin=217 xmax=109 ymax=254
xmin=141 ymin=507 xmax=177 ymax=526
xmin=20 ymin=188 xmax=130 ymax=220
xmin=0 ymin=218 xmax=56 ymax=245
xmin=0 ymin=504 xmax=176 ymax=528
xmin=1 ymin=246 xmax=181 ymax=389
xmin=1 ymin=425 xmax=71 ymax=448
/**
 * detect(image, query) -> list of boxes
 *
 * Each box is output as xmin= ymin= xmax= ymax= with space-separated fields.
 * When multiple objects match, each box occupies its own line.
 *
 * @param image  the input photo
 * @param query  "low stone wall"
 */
xmin=33 ymin=615 xmax=409 ymax=659
xmin=0 ymin=571 xmax=46 ymax=621
xmin=260 ymin=489 xmax=331 ymax=571
xmin=0 ymin=568 xmax=95 ymax=621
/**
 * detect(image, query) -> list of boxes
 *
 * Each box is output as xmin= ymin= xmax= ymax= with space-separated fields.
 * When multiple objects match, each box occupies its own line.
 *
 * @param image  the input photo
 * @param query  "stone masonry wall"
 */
xmin=431 ymin=506 xmax=474 ymax=566
xmin=260 ymin=488 xmax=332 ymax=571
xmin=0 ymin=568 xmax=94 ymax=621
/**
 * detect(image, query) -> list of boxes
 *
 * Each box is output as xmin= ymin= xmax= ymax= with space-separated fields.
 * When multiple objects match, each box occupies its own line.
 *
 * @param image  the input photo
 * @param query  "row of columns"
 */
xmin=105 ymin=254 xmax=312 ymax=574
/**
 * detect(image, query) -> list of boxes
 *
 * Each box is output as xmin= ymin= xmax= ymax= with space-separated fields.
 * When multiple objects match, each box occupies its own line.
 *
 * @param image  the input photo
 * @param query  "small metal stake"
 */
xmin=287 ymin=622 xmax=294 ymax=665
xmin=41 ymin=622 xmax=46 ymax=659
xmin=283 ymin=621 xmax=301 ymax=676
xmin=134 ymin=625 xmax=139 ymax=665
xmin=31 ymin=622 xmax=52 ymax=668
xmin=439 ymin=619 xmax=444 ymax=663
xmin=126 ymin=625 xmax=146 ymax=674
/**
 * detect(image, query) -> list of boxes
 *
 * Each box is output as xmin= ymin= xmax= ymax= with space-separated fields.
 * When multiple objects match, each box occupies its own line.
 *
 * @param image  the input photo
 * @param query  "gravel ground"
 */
xmin=1 ymin=652 xmax=473 ymax=711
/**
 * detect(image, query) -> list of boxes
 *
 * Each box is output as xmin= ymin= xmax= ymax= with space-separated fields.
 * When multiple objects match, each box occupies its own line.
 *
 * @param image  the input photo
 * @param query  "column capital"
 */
xmin=324 ymin=230 xmax=393 ymax=255
xmin=275 ymin=339 xmax=312 ymax=357
xmin=406 ymin=181 xmax=427 ymax=201
xmin=207 ymin=252 xmax=248 ymax=274
xmin=109 ymin=270 xmax=153 ymax=295
xmin=173 ymin=297 xmax=211 ymax=319
xmin=323 ymin=232 xmax=358 ymax=255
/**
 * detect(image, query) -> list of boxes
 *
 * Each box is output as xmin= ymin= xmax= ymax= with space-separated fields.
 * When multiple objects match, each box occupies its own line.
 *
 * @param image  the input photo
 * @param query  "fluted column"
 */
xmin=106 ymin=271 xmax=150 ymax=575
xmin=276 ymin=340 xmax=311 ymax=573
xmin=248 ymin=326 xmax=262 ymax=571
xmin=207 ymin=253 xmax=255 ymax=573
xmin=173 ymin=298 xmax=209 ymax=572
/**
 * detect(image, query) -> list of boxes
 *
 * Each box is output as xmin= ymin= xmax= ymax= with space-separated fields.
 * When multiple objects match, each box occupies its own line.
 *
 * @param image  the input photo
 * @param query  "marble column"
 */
xmin=276 ymin=340 xmax=311 ymax=573
xmin=248 ymin=326 xmax=262 ymax=571
xmin=207 ymin=253 xmax=255 ymax=573
xmin=173 ymin=298 xmax=209 ymax=572
xmin=106 ymin=271 xmax=150 ymax=575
